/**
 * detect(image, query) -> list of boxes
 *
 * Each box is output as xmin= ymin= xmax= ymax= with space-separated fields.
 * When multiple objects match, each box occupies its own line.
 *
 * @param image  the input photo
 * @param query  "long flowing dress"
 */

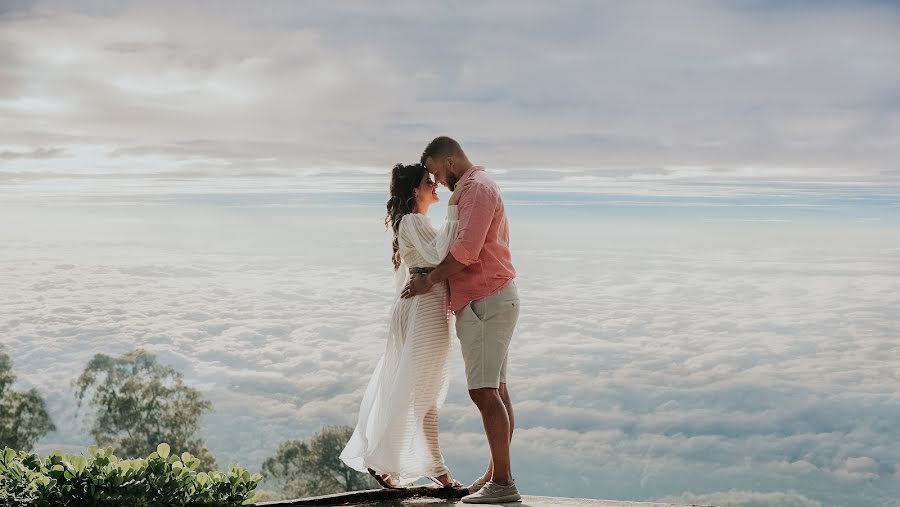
xmin=340 ymin=207 xmax=459 ymax=483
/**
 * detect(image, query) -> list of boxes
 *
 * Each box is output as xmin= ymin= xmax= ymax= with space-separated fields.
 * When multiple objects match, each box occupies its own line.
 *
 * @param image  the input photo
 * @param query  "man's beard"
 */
xmin=447 ymin=173 xmax=459 ymax=192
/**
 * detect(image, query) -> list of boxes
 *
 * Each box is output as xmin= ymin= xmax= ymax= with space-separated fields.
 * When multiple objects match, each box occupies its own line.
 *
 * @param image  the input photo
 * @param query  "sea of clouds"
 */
xmin=2 ymin=179 xmax=899 ymax=507
xmin=3 ymin=2 xmax=900 ymax=505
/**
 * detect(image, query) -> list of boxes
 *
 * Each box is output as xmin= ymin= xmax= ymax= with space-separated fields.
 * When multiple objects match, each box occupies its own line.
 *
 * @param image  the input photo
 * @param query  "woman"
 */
xmin=340 ymin=163 xmax=463 ymax=489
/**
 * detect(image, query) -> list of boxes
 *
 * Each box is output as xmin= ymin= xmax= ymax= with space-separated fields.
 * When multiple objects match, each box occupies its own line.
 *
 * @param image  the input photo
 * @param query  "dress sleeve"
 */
xmin=435 ymin=206 xmax=459 ymax=263
xmin=400 ymin=211 xmax=459 ymax=266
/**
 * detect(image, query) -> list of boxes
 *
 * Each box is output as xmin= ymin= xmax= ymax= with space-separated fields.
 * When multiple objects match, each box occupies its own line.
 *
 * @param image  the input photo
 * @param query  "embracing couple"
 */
xmin=340 ymin=137 xmax=521 ymax=504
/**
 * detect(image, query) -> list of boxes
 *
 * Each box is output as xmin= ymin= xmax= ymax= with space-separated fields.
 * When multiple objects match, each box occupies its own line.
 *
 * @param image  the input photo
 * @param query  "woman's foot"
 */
xmin=428 ymin=472 xmax=464 ymax=489
xmin=367 ymin=468 xmax=402 ymax=489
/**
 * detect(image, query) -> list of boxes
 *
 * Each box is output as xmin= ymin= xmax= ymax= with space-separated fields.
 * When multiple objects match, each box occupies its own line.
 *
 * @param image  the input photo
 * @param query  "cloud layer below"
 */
xmin=1 ymin=190 xmax=899 ymax=507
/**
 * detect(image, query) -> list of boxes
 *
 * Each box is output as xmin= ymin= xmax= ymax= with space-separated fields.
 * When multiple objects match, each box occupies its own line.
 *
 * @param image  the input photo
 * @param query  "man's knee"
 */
xmin=468 ymin=387 xmax=501 ymax=406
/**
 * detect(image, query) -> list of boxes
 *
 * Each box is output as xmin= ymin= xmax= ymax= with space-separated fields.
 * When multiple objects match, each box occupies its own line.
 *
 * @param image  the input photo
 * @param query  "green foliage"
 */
xmin=0 ymin=443 xmax=261 ymax=507
xmin=0 ymin=348 xmax=56 ymax=451
xmin=72 ymin=349 xmax=217 ymax=470
xmin=261 ymin=425 xmax=376 ymax=498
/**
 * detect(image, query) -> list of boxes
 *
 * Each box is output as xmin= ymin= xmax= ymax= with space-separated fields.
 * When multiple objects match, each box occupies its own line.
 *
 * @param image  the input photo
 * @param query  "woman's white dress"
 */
xmin=340 ymin=207 xmax=459 ymax=483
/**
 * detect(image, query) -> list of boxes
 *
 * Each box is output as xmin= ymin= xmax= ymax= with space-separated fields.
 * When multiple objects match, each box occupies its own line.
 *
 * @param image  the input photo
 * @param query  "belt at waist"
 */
xmin=409 ymin=267 xmax=435 ymax=275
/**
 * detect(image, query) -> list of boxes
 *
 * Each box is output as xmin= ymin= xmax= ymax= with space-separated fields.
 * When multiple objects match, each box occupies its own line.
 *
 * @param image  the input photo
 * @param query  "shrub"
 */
xmin=0 ymin=443 xmax=261 ymax=507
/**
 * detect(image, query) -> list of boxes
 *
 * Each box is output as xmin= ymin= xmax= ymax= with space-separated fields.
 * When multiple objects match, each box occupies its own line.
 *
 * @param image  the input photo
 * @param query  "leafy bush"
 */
xmin=0 ymin=443 xmax=261 ymax=507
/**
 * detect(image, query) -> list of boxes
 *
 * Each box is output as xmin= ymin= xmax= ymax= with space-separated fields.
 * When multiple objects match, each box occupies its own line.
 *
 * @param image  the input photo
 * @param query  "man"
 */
xmin=402 ymin=136 xmax=521 ymax=504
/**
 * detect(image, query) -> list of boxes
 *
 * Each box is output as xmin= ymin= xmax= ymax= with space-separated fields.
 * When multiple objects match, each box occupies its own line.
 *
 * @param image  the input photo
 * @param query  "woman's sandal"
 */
xmin=367 ymin=468 xmax=402 ymax=489
xmin=428 ymin=474 xmax=464 ymax=489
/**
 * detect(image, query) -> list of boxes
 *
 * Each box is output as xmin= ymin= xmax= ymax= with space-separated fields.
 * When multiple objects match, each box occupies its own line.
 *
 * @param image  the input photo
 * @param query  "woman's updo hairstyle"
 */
xmin=385 ymin=163 xmax=427 ymax=270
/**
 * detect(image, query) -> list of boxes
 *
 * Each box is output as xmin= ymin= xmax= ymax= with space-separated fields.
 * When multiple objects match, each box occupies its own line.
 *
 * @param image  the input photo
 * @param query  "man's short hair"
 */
xmin=421 ymin=136 xmax=463 ymax=166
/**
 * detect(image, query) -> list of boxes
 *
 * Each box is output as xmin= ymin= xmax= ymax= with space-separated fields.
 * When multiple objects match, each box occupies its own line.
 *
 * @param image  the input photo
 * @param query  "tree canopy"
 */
xmin=73 ymin=349 xmax=217 ymax=470
xmin=261 ymin=425 xmax=376 ymax=498
xmin=0 ymin=348 xmax=56 ymax=451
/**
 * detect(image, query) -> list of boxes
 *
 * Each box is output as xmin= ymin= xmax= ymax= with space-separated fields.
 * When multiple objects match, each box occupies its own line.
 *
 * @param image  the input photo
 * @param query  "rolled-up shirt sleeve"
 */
xmin=450 ymin=182 xmax=496 ymax=266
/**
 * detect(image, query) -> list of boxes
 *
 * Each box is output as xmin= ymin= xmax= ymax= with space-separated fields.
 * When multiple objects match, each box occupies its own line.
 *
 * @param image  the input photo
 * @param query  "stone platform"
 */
xmin=252 ymin=487 xmax=716 ymax=507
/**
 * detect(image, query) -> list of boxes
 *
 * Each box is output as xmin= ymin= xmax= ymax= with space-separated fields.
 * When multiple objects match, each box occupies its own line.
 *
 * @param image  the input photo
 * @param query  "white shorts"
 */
xmin=455 ymin=281 xmax=520 ymax=390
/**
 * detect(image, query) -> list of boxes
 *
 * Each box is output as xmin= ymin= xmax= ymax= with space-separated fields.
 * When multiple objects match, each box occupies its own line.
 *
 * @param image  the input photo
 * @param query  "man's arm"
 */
xmin=402 ymin=179 xmax=493 ymax=298
xmin=427 ymin=252 xmax=467 ymax=285
xmin=401 ymin=245 xmax=467 ymax=298
xmin=447 ymin=182 xmax=494 ymax=266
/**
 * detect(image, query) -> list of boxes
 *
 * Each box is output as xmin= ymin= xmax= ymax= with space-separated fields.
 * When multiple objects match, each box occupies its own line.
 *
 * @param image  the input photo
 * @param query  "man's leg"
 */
xmin=479 ymin=383 xmax=514 ymax=482
xmin=469 ymin=387 xmax=513 ymax=485
xmin=456 ymin=282 xmax=520 ymax=490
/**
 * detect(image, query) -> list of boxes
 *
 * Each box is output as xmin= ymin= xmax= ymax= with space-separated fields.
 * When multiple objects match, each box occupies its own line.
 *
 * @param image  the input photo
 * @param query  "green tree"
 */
xmin=261 ymin=425 xmax=376 ymax=498
xmin=72 ymin=348 xmax=217 ymax=470
xmin=0 ymin=347 xmax=55 ymax=451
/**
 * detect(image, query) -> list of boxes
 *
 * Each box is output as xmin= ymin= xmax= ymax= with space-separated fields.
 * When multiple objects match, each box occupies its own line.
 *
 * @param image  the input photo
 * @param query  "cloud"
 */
xmin=1 ymin=0 xmax=899 ymax=190
xmin=0 ymin=147 xmax=67 ymax=159
xmin=833 ymin=456 xmax=879 ymax=482
xmin=2 ymin=193 xmax=899 ymax=507
xmin=660 ymin=489 xmax=824 ymax=507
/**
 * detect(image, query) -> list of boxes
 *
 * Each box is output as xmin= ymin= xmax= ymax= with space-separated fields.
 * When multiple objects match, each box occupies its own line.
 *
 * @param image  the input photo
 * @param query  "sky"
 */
xmin=1 ymin=2 xmax=900 ymax=507
xmin=1 ymin=0 xmax=899 ymax=192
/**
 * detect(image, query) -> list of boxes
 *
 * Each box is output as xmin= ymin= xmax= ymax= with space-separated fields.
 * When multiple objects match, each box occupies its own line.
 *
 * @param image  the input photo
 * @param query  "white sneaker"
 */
xmin=461 ymin=480 xmax=521 ymax=503
xmin=467 ymin=476 xmax=488 ymax=494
